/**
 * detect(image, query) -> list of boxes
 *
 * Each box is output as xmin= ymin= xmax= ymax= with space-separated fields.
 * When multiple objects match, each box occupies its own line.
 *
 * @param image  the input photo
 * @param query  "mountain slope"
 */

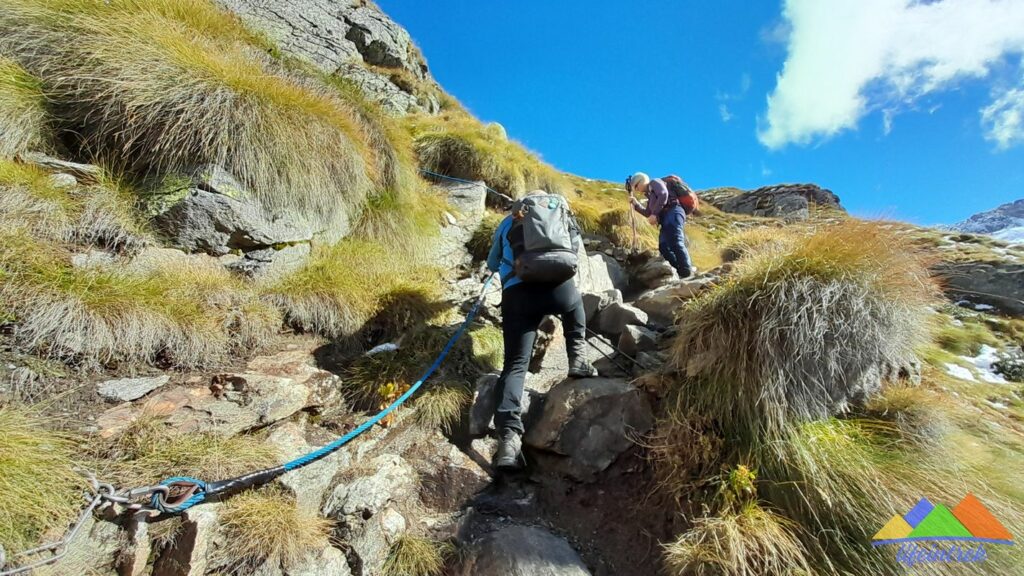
xmin=951 ymin=198 xmax=1024 ymax=244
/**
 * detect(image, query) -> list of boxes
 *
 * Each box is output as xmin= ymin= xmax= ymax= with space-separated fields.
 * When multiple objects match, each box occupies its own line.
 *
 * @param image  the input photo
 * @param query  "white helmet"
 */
xmin=629 ymin=172 xmax=650 ymax=193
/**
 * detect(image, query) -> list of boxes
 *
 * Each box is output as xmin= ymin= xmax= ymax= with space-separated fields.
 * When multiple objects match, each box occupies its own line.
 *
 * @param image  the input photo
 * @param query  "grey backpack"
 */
xmin=507 ymin=194 xmax=580 ymax=283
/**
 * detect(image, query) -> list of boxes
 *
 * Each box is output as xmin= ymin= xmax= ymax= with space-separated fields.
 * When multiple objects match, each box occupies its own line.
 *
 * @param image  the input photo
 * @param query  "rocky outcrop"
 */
xmin=153 ymin=166 xmax=325 ymax=280
xmin=709 ymin=183 xmax=842 ymax=220
xmin=216 ymin=0 xmax=439 ymax=115
xmin=434 ymin=180 xmax=488 ymax=270
xmin=459 ymin=525 xmax=592 ymax=576
xmin=594 ymin=302 xmax=648 ymax=337
xmin=96 ymin=349 xmax=343 ymax=438
xmin=525 ymin=378 xmax=654 ymax=481
xmin=933 ymin=261 xmax=1024 ymax=316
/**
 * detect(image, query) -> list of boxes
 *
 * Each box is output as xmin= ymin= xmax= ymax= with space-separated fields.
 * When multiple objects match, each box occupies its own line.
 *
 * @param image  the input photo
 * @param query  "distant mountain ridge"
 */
xmin=951 ymin=198 xmax=1024 ymax=244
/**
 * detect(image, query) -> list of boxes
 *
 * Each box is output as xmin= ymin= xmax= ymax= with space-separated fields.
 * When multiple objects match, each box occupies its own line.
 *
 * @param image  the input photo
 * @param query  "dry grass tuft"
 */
xmin=407 ymin=111 xmax=567 ymax=198
xmin=667 ymin=220 xmax=936 ymax=444
xmin=0 ymin=229 xmax=279 ymax=367
xmin=719 ymin=226 xmax=796 ymax=262
xmin=467 ymin=211 xmax=506 ymax=261
xmin=414 ymin=384 xmax=470 ymax=433
xmin=663 ymin=503 xmax=811 ymax=576
xmin=220 ymin=485 xmax=333 ymax=571
xmin=0 ymin=406 xmax=84 ymax=555
xmin=92 ymin=414 xmax=278 ymax=487
xmin=382 ymin=535 xmax=451 ymax=576
xmin=0 ymin=56 xmax=50 ymax=157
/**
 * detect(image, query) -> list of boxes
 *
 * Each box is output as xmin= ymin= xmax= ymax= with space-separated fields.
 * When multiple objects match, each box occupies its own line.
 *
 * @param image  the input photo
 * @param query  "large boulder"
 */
xmin=459 ymin=525 xmax=591 ymax=576
xmin=932 ymin=261 xmax=1024 ymax=317
xmin=154 ymin=189 xmax=314 ymax=256
xmin=633 ymin=277 xmax=716 ymax=325
xmin=617 ymin=325 xmax=658 ymax=357
xmin=524 ymin=378 xmax=654 ymax=481
xmin=633 ymin=257 xmax=677 ymax=290
xmin=216 ymin=0 xmax=438 ymax=115
xmin=594 ymin=302 xmax=648 ymax=337
xmin=434 ymin=180 xmax=488 ymax=270
xmin=711 ymin=183 xmax=842 ymax=220
xmin=577 ymin=250 xmax=627 ymax=295
xmin=582 ymin=289 xmax=622 ymax=324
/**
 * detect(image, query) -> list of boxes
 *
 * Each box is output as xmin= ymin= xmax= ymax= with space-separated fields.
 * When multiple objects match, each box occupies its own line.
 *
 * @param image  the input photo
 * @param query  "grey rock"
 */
xmin=595 ymin=302 xmax=648 ymax=336
xmin=268 ymin=422 xmax=351 ymax=514
xmin=933 ymin=261 xmax=1024 ymax=316
xmin=323 ymin=454 xmax=416 ymax=518
xmin=524 ymin=377 xmax=654 ymax=481
xmin=618 ymin=325 xmax=658 ymax=357
xmin=582 ymin=289 xmax=622 ymax=324
xmin=152 ymin=504 xmax=223 ymax=576
xmin=155 ymin=189 xmax=314 ymax=256
xmin=227 ymin=243 xmax=311 ymax=280
xmin=35 ymin=515 xmax=121 ymax=576
xmin=469 ymin=373 xmax=500 ymax=436
xmin=48 ymin=172 xmax=79 ymax=189
xmin=576 ymin=249 xmax=617 ymax=295
xmin=71 ymin=249 xmax=116 ymax=269
xmin=459 ymin=525 xmax=591 ymax=576
xmin=335 ymin=62 xmax=437 ymax=116
xmin=118 ymin=512 xmax=152 ymax=576
xmin=16 ymin=152 xmax=102 ymax=184
xmin=711 ymin=183 xmax=842 ymax=220
xmin=634 ymin=277 xmax=716 ymax=325
xmin=634 ymin=257 xmax=678 ymax=289
xmin=284 ymin=546 xmax=352 ymax=576
xmin=345 ymin=505 xmax=406 ymax=575
xmin=191 ymin=164 xmax=249 ymax=198
xmin=434 ymin=179 xmax=489 ymax=270
xmin=97 ymin=374 xmax=170 ymax=402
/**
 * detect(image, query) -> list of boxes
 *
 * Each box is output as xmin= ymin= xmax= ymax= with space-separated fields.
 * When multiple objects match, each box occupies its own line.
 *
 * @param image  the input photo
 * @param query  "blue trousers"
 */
xmin=658 ymin=205 xmax=693 ymax=276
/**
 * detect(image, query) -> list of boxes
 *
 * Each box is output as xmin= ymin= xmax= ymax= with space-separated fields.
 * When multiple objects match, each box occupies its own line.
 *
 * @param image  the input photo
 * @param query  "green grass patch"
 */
xmin=414 ymin=384 xmax=471 ymax=433
xmin=382 ymin=535 xmax=451 ymax=576
xmin=0 ymin=407 xmax=85 ymax=555
xmin=407 ymin=111 xmax=567 ymax=199
xmin=0 ymin=56 xmax=50 ymax=157
xmin=264 ymin=238 xmax=444 ymax=339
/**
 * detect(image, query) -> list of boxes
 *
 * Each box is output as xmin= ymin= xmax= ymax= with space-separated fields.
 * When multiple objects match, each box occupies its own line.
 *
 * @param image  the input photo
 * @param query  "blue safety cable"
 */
xmin=152 ymin=273 xmax=497 ymax=514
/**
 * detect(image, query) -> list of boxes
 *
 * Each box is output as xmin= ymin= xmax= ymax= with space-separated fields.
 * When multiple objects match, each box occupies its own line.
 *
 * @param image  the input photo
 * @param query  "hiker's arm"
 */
xmin=486 ymin=218 xmax=506 ymax=272
xmin=646 ymin=179 xmax=668 ymax=216
xmin=631 ymin=195 xmax=649 ymax=216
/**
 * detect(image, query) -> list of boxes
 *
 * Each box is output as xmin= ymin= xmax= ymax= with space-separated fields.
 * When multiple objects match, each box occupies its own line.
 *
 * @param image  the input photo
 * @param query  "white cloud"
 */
xmin=759 ymin=0 xmax=1024 ymax=149
xmin=719 ymin=103 xmax=734 ymax=122
xmin=981 ymin=80 xmax=1024 ymax=149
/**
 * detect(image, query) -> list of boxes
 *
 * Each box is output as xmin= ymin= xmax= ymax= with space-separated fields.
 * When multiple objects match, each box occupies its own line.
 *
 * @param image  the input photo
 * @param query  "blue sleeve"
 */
xmin=486 ymin=217 xmax=508 ymax=272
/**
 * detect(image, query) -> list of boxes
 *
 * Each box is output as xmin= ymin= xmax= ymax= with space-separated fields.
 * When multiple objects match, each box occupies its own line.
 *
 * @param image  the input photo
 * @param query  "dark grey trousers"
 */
xmin=495 ymin=279 xmax=587 ymax=434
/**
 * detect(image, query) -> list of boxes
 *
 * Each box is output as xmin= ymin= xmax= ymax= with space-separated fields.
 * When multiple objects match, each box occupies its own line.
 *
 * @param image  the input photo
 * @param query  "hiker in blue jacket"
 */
xmin=485 ymin=191 xmax=596 ymax=470
xmin=628 ymin=172 xmax=694 ymax=278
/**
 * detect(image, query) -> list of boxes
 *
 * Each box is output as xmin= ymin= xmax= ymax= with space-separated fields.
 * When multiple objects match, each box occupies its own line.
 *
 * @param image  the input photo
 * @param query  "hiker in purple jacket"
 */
xmin=628 ymin=172 xmax=694 ymax=278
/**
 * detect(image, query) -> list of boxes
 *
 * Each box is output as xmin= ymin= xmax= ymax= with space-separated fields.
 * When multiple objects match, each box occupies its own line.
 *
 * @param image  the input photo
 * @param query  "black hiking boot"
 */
xmin=567 ymin=356 xmax=598 ymax=378
xmin=494 ymin=429 xmax=524 ymax=471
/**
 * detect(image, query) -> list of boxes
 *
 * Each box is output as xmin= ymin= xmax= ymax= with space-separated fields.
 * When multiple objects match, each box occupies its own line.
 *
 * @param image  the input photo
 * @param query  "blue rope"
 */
xmin=150 ymin=273 xmax=497 ymax=513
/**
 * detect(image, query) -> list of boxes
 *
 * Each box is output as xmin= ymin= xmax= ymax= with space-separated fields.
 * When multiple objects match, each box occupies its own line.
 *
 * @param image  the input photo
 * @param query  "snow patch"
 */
xmin=945 ymin=363 xmax=976 ymax=382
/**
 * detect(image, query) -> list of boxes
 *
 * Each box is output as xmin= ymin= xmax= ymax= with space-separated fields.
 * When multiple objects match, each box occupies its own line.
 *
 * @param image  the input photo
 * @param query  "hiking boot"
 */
xmin=494 ymin=429 xmax=524 ymax=470
xmin=678 ymin=266 xmax=697 ymax=279
xmin=568 ymin=356 xmax=598 ymax=378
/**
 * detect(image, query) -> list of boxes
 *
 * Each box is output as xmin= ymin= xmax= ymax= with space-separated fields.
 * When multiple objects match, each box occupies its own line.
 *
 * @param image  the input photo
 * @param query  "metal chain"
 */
xmin=0 ymin=472 xmax=169 ymax=576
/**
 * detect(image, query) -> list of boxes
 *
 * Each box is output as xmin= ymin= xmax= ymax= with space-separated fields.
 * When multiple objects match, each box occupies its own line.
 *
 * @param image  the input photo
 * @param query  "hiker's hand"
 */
xmin=648 ymin=215 xmax=658 ymax=226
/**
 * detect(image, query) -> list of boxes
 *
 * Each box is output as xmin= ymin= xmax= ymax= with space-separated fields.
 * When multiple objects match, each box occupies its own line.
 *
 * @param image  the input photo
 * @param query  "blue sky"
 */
xmin=378 ymin=0 xmax=1024 ymax=225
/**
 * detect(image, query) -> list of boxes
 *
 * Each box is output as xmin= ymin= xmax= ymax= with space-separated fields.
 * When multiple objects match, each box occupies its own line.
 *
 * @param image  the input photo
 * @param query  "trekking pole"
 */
xmin=626 ymin=184 xmax=639 ymax=255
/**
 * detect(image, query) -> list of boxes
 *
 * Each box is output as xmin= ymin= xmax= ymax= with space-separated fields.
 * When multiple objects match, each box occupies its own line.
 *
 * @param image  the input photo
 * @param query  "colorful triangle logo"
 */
xmin=873 ymin=495 xmax=1015 ymax=546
